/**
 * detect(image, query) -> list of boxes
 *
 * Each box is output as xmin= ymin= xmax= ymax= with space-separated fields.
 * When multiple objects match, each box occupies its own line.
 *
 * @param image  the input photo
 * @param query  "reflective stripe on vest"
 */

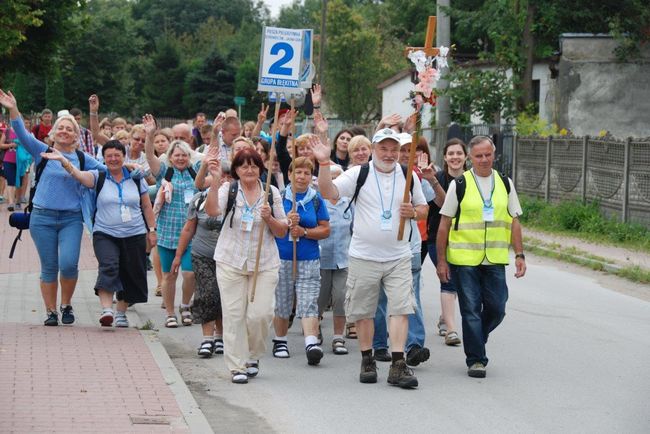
xmin=447 ymin=170 xmax=512 ymax=265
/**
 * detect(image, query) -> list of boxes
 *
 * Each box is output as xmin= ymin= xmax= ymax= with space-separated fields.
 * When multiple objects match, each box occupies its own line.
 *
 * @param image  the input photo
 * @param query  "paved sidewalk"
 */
xmin=0 ymin=207 xmax=211 ymax=433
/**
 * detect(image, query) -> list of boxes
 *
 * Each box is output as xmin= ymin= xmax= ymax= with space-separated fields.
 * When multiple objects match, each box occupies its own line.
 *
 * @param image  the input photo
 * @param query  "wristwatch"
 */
xmin=515 ymin=253 xmax=525 ymax=260
xmin=149 ymin=227 xmax=157 ymax=233
xmin=303 ymin=228 xmax=308 ymax=237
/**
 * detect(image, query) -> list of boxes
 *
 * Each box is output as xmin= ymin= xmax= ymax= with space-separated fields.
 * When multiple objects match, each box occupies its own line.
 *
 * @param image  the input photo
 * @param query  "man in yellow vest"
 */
xmin=436 ymin=136 xmax=526 ymax=378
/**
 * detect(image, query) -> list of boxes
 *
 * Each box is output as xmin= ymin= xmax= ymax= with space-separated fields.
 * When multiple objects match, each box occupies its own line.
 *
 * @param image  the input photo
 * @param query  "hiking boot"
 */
xmin=374 ymin=348 xmax=391 ymax=362
xmin=306 ymin=344 xmax=324 ymax=366
xmin=359 ymin=355 xmax=378 ymax=384
xmin=44 ymin=310 xmax=59 ymax=326
xmin=468 ymin=362 xmax=486 ymax=378
xmin=406 ymin=346 xmax=430 ymax=367
xmin=387 ymin=360 xmax=418 ymax=389
xmin=60 ymin=305 xmax=75 ymax=325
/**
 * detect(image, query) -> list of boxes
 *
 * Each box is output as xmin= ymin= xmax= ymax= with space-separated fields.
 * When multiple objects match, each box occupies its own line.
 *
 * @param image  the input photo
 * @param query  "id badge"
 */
xmin=184 ymin=189 xmax=194 ymax=204
xmin=120 ymin=205 xmax=132 ymax=223
xmin=482 ymin=205 xmax=495 ymax=222
xmin=380 ymin=215 xmax=393 ymax=231
xmin=241 ymin=210 xmax=254 ymax=232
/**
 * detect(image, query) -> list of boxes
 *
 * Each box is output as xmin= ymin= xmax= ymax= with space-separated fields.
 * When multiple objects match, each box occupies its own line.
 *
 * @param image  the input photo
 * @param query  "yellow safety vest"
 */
xmin=447 ymin=170 xmax=512 ymax=265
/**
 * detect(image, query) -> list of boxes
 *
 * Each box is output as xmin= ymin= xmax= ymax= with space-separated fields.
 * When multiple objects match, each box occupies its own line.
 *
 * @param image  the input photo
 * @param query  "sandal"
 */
xmin=198 ymin=340 xmax=215 ymax=358
xmin=214 ymin=338 xmax=224 ymax=354
xmin=445 ymin=331 xmax=461 ymax=346
xmin=437 ymin=316 xmax=447 ymax=337
xmin=165 ymin=315 xmax=179 ymax=328
xmin=179 ymin=306 xmax=193 ymax=326
xmin=231 ymin=372 xmax=248 ymax=384
xmin=272 ymin=339 xmax=290 ymax=358
xmin=155 ymin=285 xmax=162 ymax=297
xmin=332 ymin=338 xmax=348 ymax=355
xmin=345 ymin=323 xmax=358 ymax=339
xmin=245 ymin=360 xmax=259 ymax=377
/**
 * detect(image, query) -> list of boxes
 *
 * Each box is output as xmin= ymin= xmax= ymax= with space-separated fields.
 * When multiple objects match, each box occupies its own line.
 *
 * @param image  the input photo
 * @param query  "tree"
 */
xmin=45 ymin=64 xmax=65 ymax=113
xmin=235 ymin=60 xmax=266 ymax=121
xmin=183 ymin=50 xmax=236 ymax=115
xmin=141 ymin=37 xmax=185 ymax=116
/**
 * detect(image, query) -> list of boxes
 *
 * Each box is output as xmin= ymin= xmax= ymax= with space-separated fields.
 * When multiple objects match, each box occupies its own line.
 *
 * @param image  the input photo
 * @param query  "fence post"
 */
xmin=512 ymin=135 xmax=518 ymax=190
xmin=581 ymin=135 xmax=589 ymax=203
xmin=621 ymin=137 xmax=631 ymax=223
xmin=544 ymin=136 xmax=552 ymax=202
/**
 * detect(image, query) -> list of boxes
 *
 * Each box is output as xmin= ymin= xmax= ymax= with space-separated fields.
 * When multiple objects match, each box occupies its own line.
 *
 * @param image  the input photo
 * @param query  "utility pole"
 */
xmin=436 ymin=0 xmax=451 ymax=128
xmin=318 ymin=0 xmax=328 ymax=84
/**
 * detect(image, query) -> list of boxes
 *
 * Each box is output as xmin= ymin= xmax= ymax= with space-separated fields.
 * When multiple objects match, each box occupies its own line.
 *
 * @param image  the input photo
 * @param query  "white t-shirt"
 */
xmin=334 ymin=161 xmax=427 ymax=262
xmin=439 ymin=169 xmax=523 ymax=218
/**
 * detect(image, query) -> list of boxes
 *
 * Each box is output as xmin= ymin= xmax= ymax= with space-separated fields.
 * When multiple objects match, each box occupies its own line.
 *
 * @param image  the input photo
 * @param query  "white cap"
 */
xmin=57 ymin=109 xmax=70 ymax=117
xmin=397 ymin=133 xmax=413 ymax=146
xmin=371 ymin=128 xmax=401 ymax=144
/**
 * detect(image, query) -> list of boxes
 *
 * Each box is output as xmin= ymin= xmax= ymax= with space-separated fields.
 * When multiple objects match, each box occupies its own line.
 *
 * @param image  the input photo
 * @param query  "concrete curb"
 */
xmin=140 ymin=330 xmax=214 ymax=434
xmin=524 ymin=241 xmax=623 ymax=274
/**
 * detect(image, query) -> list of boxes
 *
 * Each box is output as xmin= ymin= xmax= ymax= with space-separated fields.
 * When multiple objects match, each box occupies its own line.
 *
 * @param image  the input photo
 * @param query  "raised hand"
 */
xmin=379 ymin=113 xmax=401 ymax=130
xmin=207 ymin=141 xmax=221 ymax=159
xmin=257 ymin=103 xmax=269 ymax=123
xmin=307 ymin=135 xmax=330 ymax=163
xmin=311 ymin=84 xmax=322 ymax=106
xmin=213 ymin=112 xmax=226 ymax=134
xmin=142 ymin=114 xmax=157 ymax=135
xmin=207 ymin=158 xmax=222 ymax=180
xmin=88 ymin=94 xmax=100 ymax=113
xmin=420 ymin=162 xmax=436 ymax=182
xmin=313 ymin=110 xmax=328 ymax=135
xmin=40 ymin=148 xmax=65 ymax=162
xmin=417 ymin=153 xmax=429 ymax=170
xmin=0 ymin=89 xmax=18 ymax=111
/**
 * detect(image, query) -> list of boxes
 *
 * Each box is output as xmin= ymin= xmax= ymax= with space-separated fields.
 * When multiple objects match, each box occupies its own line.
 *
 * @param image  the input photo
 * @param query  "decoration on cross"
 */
xmin=406 ymin=46 xmax=449 ymax=110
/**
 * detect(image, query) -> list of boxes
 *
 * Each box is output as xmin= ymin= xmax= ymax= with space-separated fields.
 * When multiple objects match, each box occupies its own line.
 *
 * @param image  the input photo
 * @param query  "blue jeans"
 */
xmin=30 ymin=208 xmax=84 ymax=283
xmin=450 ymin=264 xmax=508 ymax=367
xmin=373 ymin=255 xmax=425 ymax=352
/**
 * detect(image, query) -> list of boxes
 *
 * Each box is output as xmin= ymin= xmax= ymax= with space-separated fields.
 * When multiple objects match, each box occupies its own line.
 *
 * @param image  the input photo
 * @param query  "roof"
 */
xmin=377 ymin=69 xmax=411 ymax=90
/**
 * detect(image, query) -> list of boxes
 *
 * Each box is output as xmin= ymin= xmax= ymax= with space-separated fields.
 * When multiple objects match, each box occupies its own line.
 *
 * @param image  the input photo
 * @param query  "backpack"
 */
xmin=453 ymin=171 xmax=511 ymax=231
xmin=93 ymin=170 xmax=147 ymax=229
xmin=8 ymin=148 xmax=85 ymax=258
xmin=344 ymin=163 xmax=413 ymax=214
xmin=164 ymin=166 xmax=196 ymax=182
xmin=223 ymin=180 xmax=275 ymax=228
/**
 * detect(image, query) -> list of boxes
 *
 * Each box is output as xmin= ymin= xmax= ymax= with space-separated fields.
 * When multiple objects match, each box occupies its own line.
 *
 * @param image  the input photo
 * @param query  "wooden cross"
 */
xmin=398 ymin=16 xmax=439 ymax=241
xmin=404 ymin=16 xmax=439 ymax=58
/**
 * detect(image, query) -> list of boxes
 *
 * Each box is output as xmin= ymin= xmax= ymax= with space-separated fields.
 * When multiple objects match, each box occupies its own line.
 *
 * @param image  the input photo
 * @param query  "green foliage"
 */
xmin=183 ymin=50 xmax=236 ymax=115
xmin=520 ymin=196 xmax=650 ymax=252
xmin=514 ymin=111 xmax=560 ymax=137
xmin=0 ymin=1 xmax=44 ymax=58
xmin=275 ymin=0 xmax=321 ymax=29
xmin=45 ymin=65 xmax=65 ymax=113
xmin=443 ymin=68 xmax=516 ymax=124
xmin=141 ymin=38 xmax=186 ymax=117
xmin=235 ymin=60 xmax=265 ymax=121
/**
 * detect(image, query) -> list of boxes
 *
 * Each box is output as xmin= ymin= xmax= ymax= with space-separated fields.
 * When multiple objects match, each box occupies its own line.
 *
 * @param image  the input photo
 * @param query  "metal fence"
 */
xmin=514 ymin=136 xmax=650 ymax=227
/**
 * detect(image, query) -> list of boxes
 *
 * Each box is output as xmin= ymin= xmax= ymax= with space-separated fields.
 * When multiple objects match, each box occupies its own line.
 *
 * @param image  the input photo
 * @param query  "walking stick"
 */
xmin=397 ymin=111 xmax=421 ymax=241
xmin=290 ymin=98 xmax=298 ymax=280
xmin=251 ymin=100 xmax=282 ymax=302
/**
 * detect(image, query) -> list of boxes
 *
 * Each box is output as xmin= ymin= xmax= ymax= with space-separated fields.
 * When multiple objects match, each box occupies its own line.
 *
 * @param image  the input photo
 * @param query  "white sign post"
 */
xmin=258 ymin=26 xmax=314 ymax=94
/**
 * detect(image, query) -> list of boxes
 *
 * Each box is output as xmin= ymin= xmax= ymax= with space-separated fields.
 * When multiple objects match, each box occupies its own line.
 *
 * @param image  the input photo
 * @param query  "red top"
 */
xmin=32 ymin=123 xmax=52 ymax=143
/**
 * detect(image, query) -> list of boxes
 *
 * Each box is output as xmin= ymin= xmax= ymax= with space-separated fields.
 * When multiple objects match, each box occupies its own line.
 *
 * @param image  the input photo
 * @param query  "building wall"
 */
xmin=380 ymin=75 xmax=434 ymax=134
xmin=552 ymin=35 xmax=650 ymax=138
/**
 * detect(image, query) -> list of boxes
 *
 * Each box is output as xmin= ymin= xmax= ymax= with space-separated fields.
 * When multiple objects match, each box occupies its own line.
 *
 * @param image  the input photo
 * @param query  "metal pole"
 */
xmin=318 ymin=0 xmax=328 ymax=84
xmin=581 ymin=135 xmax=589 ymax=203
xmin=544 ymin=136 xmax=552 ymax=202
xmin=621 ymin=137 xmax=631 ymax=223
xmin=512 ymin=135 xmax=518 ymax=190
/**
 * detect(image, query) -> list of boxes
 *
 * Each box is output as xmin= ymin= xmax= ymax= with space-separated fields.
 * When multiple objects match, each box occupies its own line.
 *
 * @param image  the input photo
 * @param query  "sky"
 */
xmin=264 ymin=0 xmax=295 ymax=18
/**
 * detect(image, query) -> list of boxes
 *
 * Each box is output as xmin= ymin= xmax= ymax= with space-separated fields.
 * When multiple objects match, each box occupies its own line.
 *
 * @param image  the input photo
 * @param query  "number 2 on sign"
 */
xmin=269 ymin=42 xmax=294 ymax=76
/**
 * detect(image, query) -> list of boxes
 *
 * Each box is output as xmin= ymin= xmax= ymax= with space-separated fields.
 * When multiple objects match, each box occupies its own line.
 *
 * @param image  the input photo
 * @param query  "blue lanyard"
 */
xmin=373 ymin=163 xmax=396 ymax=219
xmin=239 ymin=190 xmax=261 ymax=214
xmin=470 ymin=168 xmax=494 ymax=208
xmin=108 ymin=171 xmax=128 ymax=207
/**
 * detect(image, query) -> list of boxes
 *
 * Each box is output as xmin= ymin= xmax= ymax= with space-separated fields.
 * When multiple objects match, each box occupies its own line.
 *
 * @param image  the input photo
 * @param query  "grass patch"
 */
xmin=520 ymin=196 xmax=650 ymax=253
xmin=137 ymin=319 xmax=158 ymax=331
xmin=616 ymin=266 xmax=650 ymax=284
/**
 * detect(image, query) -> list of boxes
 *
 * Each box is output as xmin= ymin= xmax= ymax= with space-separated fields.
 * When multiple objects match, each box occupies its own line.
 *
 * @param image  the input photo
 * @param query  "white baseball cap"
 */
xmin=57 ymin=109 xmax=70 ymax=117
xmin=397 ymin=133 xmax=413 ymax=146
xmin=372 ymin=128 xmax=401 ymax=144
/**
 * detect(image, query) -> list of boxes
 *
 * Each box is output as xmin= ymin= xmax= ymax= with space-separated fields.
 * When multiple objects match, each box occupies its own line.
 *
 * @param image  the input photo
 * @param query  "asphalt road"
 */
xmin=136 ymin=255 xmax=650 ymax=433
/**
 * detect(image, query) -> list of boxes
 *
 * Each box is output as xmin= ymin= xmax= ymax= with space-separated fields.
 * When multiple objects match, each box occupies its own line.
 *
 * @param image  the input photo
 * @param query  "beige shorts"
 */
xmin=345 ymin=256 xmax=416 ymax=322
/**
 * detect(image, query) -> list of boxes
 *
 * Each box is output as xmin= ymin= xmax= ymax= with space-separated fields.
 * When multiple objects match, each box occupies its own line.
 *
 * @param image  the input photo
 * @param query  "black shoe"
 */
xmin=359 ymin=355 xmax=378 ymax=383
xmin=60 ymin=305 xmax=75 ymax=325
xmin=306 ymin=344 xmax=324 ymax=366
xmin=406 ymin=346 xmax=430 ymax=367
xmin=468 ymin=362 xmax=487 ymax=378
xmin=374 ymin=348 xmax=391 ymax=362
xmin=388 ymin=359 xmax=418 ymax=389
xmin=44 ymin=310 xmax=59 ymax=326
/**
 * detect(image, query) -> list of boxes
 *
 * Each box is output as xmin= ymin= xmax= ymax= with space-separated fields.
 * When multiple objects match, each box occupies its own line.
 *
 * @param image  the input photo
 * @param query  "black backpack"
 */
xmin=223 ymin=180 xmax=275 ymax=228
xmin=344 ymin=163 xmax=413 ymax=214
xmin=164 ymin=166 xmax=196 ymax=182
xmin=9 ymin=148 xmax=85 ymax=258
xmin=453 ymin=171 xmax=511 ymax=231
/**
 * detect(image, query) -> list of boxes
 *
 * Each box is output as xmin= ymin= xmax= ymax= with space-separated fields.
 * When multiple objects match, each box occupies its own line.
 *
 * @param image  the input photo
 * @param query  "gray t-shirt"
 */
xmin=187 ymin=190 xmax=222 ymax=258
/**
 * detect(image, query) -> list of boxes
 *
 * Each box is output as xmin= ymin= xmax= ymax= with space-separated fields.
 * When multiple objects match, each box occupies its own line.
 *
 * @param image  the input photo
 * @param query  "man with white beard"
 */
xmin=310 ymin=128 xmax=428 ymax=389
